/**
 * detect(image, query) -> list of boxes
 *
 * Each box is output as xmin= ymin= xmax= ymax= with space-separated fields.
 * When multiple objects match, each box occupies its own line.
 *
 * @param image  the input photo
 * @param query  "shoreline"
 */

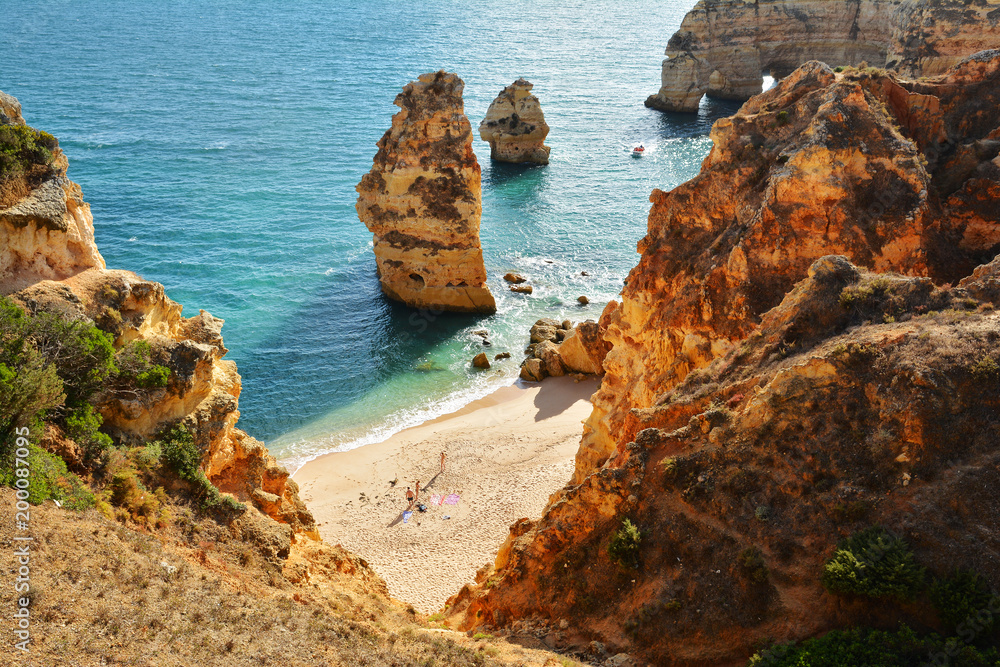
xmin=293 ymin=375 xmax=598 ymax=613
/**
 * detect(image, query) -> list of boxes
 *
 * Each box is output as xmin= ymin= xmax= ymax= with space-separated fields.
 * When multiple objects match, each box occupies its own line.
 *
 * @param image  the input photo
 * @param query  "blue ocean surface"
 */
xmin=4 ymin=0 xmax=745 ymax=470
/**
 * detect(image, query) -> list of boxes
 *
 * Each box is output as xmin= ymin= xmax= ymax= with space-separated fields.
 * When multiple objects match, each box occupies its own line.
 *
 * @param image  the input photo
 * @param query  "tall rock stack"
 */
xmin=357 ymin=71 xmax=496 ymax=314
xmin=479 ymin=79 xmax=551 ymax=165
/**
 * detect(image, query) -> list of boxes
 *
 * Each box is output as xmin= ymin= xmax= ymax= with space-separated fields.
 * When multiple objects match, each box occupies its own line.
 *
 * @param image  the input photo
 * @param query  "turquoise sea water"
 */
xmin=4 ymin=1 xmax=744 ymax=470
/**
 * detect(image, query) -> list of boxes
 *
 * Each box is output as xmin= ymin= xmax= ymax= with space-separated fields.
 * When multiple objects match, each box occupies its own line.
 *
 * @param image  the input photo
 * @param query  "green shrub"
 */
xmin=822 ymin=526 xmax=925 ymax=600
xmin=0 ymin=443 xmax=94 ymax=509
xmin=158 ymin=425 xmax=244 ymax=513
xmin=0 ymin=124 xmax=57 ymax=181
xmin=112 ymin=340 xmax=170 ymax=390
xmin=775 ymin=110 xmax=790 ymax=126
xmin=748 ymin=625 xmax=1000 ymax=667
xmin=971 ymin=356 xmax=1000 ymax=382
xmin=64 ymin=404 xmax=113 ymax=459
xmin=740 ymin=546 xmax=769 ymax=583
xmin=24 ymin=309 xmax=116 ymax=406
xmin=608 ymin=518 xmax=643 ymax=570
xmin=930 ymin=570 xmax=1000 ymax=638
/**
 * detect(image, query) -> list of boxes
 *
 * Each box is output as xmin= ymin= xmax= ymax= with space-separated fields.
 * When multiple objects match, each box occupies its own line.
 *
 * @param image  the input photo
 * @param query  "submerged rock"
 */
xmin=479 ymin=79 xmax=551 ymax=165
xmin=357 ymin=71 xmax=496 ymax=314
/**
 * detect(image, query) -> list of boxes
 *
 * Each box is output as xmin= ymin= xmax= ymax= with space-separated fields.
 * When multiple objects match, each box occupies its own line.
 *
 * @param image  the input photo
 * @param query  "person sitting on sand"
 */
xmin=406 ymin=487 xmax=414 ymax=507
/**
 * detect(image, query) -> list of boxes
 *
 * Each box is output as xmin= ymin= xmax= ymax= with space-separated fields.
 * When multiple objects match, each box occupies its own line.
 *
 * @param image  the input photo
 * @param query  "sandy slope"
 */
xmin=294 ymin=376 xmax=598 ymax=613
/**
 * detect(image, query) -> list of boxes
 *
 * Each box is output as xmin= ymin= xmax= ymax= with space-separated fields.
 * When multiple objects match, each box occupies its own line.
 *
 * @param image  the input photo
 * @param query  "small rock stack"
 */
xmin=479 ymin=78 xmax=551 ymax=165
xmin=519 ymin=318 xmax=610 ymax=381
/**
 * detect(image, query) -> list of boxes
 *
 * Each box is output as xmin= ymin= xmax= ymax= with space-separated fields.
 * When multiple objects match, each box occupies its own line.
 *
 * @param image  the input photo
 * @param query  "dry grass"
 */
xmin=0 ymin=488 xmax=568 ymax=666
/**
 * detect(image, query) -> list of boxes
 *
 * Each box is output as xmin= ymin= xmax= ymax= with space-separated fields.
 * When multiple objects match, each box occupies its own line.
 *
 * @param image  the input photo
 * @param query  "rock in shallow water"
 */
xmin=479 ymin=78 xmax=551 ymax=165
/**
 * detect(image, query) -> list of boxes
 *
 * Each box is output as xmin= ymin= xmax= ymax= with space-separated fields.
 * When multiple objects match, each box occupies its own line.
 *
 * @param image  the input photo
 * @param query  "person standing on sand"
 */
xmin=406 ymin=486 xmax=414 ymax=507
xmin=440 ymin=451 xmax=446 ymax=474
xmin=414 ymin=480 xmax=421 ymax=503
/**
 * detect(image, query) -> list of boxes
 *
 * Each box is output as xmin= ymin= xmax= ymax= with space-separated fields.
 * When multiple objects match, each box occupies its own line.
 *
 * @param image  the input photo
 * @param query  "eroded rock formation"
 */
xmin=357 ymin=71 xmax=496 ymax=314
xmin=1 ymin=92 xmax=315 ymax=537
xmin=457 ymin=255 xmax=1000 ymax=663
xmin=479 ymin=79 xmax=551 ymax=164
xmin=452 ymin=53 xmax=1000 ymax=664
xmin=519 ymin=318 xmax=611 ymax=381
xmin=583 ymin=53 xmax=1000 ymax=483
xmin=646 ymin=0 xmax=1000 ymax=112
xmin=0 ymin=92 xmax=105 ymax=292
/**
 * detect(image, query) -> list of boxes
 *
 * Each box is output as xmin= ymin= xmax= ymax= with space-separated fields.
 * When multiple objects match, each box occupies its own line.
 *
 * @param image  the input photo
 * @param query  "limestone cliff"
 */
xmin=453 ymin=53 xmax=1000 ymax=664
xmin=0 ymin=91 xmax=314 ymax=536
xmin=458 ymin=255 xmax=1000 ymax=663
xmin=479 ymin=79 xmax=551 ymax=165
xmin=583 ymin=52 xmax=1000 ymax=484
xmin=0 ymin=92 xmax=105 ymax=292
xmin=357 ymin=71 xmax=496 ymax=314
xmin=646 ymin=0 xmax=1000 ymax=112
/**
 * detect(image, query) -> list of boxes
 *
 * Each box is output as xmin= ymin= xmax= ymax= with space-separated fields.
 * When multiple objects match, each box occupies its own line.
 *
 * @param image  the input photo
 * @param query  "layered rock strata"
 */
xmin=357 ymin=71 xmax=496 ymax=314
xmin=646 ymin=0 xmax=1000 ymax=112
xmin=479 ymin=79 xmax=551 ymax=164
xmin=581 ymin=52 xmax=1000 ymax=483
xmin=1 ymin=92 xmax=315 ymax=537
xmin=456 ymin=254 xmax=1000 ymax=663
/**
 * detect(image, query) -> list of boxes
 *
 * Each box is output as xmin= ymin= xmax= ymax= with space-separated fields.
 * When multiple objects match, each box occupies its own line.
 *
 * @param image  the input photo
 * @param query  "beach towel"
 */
xmin=443 ymin=493 xmax=460 ymax=505
xmin=403 ymin=510 xmax=412 ymax=523
xmin=430 ymin=494 xmax=442 ymax=505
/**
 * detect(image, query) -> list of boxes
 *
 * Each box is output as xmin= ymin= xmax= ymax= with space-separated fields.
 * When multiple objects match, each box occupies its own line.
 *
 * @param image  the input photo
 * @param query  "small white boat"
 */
xmin=631 ymin=144 xmax=646 ymax=157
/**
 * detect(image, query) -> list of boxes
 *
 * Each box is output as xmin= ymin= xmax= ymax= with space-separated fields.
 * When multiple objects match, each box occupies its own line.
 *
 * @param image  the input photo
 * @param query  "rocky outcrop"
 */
xmin=1 ymin=92 xmax=315 ymax=537
xmin=519 ymin=318 xmax=611 ymax=381
xmin=646 ymin=0 xmax=1000 ymax=112
xmin=582 ymin=53 xmax=1000 ymax=484
xmin=479 ymin=79 xmax=551 ymax=165
xmin=0 ymin=91 xmax=105 ymax=292
xmin=451 ymin=52 xmax=1000 ymax=664
xmin=357 ymin=71 xmax=496 ymax=314
xmin=457 ymin=255 xmax=1000 ymax=664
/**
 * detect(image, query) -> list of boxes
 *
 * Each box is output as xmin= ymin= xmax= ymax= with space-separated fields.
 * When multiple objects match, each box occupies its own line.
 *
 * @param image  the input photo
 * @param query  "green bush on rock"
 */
xmin=822 ymin=526 xmax=925 ymax=600
xmin=930 ymin=570 xmax=1000 ymax=638
xmin=0 ymin=124 xmax=58 ymax=181
xmin=608 ymin=518 xmax=643 ymax=570
xmin=748 ymin=626 xmax=1000 ymax=667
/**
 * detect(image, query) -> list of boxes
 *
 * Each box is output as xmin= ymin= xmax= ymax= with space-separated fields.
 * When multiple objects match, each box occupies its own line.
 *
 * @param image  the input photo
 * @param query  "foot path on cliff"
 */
xmin=294 ymin=376 xmax=598 ymax=612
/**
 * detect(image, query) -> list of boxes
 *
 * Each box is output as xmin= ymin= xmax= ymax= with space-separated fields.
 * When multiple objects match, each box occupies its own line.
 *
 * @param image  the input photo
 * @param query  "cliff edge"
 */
xmin=454 ymin=52 xmax=1000 ymax=665
xmin=646 ymin=0 xmax=1000 ymax=112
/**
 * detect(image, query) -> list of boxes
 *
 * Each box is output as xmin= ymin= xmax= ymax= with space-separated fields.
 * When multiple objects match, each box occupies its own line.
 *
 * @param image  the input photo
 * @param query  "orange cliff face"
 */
xmin=0 ymin=91 xmax=316 ymax=539
xmin=578 ymin=53 xmax=1000 ymax=484
xmin=453 ymin=53 xmax=1000 ymax=665
xmin=0 ymin=91 xmax=105 ymax=293
xmin=356 ymin=70 xmax=496 ymax=314
xmin=646 ymin=0 xmax=1000 ymax=112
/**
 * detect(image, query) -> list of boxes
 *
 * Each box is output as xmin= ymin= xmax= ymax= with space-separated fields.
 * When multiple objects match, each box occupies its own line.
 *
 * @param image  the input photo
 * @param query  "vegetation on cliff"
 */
xmin=455 ymin=51 xmax=1000 ymax=666
xmin=0 ymin=122 xmax=58 ymax=206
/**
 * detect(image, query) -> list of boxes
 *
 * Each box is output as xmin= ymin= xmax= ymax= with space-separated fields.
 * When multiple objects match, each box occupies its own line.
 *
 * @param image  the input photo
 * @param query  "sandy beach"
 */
xmin=293 ymin=375 xmax=598 ymax=613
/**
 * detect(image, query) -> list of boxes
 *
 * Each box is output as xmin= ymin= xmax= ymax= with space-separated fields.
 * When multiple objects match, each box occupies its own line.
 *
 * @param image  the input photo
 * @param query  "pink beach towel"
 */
xmin=443 ymin=493 xmax=460 ymax=505
xmin=430 ymin=494 xmax=442 ymax=505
